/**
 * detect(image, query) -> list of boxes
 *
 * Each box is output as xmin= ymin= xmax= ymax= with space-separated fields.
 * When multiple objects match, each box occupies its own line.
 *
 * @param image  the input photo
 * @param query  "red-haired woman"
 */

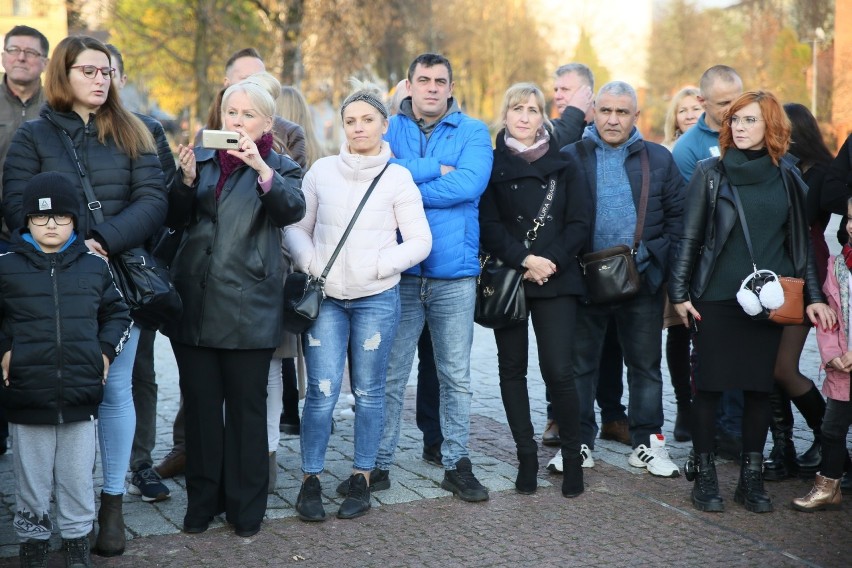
xmin=669 ymin=91 xmax=835 ymax=514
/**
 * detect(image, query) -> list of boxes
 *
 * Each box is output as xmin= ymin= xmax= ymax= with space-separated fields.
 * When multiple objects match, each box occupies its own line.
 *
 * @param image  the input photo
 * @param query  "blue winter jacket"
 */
xmin=671 ymin=113 xmax=720 ymax=182
xmin=385 ymin=105 xmax=493 ymax=278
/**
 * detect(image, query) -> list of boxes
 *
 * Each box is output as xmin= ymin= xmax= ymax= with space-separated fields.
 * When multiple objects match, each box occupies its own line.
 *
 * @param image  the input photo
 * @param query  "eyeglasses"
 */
xmin=70 ymin=65 xmax=115 ymax=79
xmin=729 ymin=116 xmax=763 ymax=128
xmin=4 ymin=46 xmax=44 ymax=60
xmin=29 ymin=214 xmax=73 ymax=226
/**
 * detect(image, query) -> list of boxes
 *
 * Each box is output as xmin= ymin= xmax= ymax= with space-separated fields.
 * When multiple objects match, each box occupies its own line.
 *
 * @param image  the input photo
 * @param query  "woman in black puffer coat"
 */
xmin=2 ymin=35 xmax=166 ymax=557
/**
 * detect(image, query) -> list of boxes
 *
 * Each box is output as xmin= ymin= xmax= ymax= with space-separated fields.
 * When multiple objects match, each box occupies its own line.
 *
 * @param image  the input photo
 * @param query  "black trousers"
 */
xmin=171 ymin=341 xmax=273 ymax=528
xmin=494 ymin=295 xmax=580 ymax=459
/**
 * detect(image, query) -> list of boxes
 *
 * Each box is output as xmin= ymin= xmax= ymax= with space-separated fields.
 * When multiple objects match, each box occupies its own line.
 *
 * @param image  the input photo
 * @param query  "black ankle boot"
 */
xmin=561 ymin=455 xmax=584 ymax=498
xmin=791 ymin=385 xmax=826 ymax=477
xmin=94 ymin=492 xmax=125 ymax=557
xmin=674 ymin=403 xmax=692 ymax=442
xmin=515 ymin=452 xmax=538 ymax=495
xmin=690 ymin=452 xmax=724 ymax=512
xmin=764 ymin=386 xmax=798 ymax=481
xmin=734 ymin=452 xmax=773 ymax=513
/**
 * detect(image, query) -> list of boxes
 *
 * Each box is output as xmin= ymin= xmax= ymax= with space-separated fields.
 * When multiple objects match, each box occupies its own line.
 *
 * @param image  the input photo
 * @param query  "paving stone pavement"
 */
xmin=1 ymin=265 xmax=852 ymax=566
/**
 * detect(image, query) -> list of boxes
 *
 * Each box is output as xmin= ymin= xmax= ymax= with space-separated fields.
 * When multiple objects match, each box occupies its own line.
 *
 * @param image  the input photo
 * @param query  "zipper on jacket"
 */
xmin=51 ymin=256 xmax=65 ymax=424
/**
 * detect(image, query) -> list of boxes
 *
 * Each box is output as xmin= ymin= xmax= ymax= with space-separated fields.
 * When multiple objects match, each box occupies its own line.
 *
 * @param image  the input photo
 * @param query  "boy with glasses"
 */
xmin=0 ymin=172 xmax=131 ymax=568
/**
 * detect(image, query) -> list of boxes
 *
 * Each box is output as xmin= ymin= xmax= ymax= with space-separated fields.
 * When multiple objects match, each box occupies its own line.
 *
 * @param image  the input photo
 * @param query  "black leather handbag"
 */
xmin=282 ymin=164 xmax=389 ymax=334
xmin=474 ymin=174 xmax=557 ymax=329
xmin=473 ymin=253 xmax=526 ymax=329
xmin=579 ymin=147 xmax=649 ymax=304
xmin=56 ymin=125 xmax=182 ymax=329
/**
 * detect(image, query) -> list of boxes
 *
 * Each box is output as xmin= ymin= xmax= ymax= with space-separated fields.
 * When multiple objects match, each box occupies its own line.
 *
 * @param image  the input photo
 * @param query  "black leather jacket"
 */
xmin=668 ymin=155 xmax=824 ymax=305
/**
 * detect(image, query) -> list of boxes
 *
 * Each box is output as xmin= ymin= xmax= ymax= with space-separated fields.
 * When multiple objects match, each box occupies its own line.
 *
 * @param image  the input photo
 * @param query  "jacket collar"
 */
xmin=336 ymin=141 xmax=392 ymax=182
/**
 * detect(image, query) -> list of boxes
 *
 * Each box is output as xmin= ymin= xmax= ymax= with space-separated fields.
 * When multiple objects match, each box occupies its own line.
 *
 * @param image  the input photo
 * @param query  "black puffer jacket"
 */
xmin=668 ymin=155 xmax=824 ymax=305
xmin=0 ymin=233 xmax=131 ymax=425
xmin=479 ymin=131 xmax=591 ymax=297
xmin=162 ymin=147 xmax=305 ymax=349
xmin=2 ymin=105 xmax=167 ymax=254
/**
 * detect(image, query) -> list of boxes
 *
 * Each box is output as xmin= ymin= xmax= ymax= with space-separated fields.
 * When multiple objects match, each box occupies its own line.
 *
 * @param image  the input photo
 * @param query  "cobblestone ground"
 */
xmin=0 ymin=322 xmax=849 ymax=567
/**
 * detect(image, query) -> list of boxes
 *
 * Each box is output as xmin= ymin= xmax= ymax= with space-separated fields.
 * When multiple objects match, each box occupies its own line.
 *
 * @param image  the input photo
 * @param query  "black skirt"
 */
xmin=691 ymin=299 xmax=783 ymax=392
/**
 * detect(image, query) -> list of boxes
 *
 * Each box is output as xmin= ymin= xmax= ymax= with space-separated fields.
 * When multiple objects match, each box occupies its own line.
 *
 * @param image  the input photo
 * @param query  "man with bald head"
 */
xmin=672 ymin=65 xmax=743 ymax=181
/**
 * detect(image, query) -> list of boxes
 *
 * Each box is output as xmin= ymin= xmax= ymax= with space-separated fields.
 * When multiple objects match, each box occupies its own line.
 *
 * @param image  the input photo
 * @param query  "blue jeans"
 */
xmin=98 ymin=325 xmax=140 ymax=495
xmin=572 ymin=290 xmax=665 ymax=449
xmin=377 ymin=275 xmax=476 ymax=471
xmin=301 ymin=287 xmax=400 ymax=474
xmin=416 ymin=325 xmax=443 ymax=448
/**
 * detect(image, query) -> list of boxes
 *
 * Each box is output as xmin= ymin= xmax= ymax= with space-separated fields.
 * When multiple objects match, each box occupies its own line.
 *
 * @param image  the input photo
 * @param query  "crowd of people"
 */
xmin=0 ymin=23 xmax=850 ymax=568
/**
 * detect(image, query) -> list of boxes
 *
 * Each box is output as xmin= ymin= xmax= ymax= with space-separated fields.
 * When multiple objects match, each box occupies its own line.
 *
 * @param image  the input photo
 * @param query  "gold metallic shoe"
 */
xmin=791 ymin=472 xmax=841 ymax=512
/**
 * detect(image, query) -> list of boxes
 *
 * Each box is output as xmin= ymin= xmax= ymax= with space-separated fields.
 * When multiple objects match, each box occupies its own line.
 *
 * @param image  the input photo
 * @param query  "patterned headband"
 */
xmin=341 ymin=91 xmax=388 ymax=119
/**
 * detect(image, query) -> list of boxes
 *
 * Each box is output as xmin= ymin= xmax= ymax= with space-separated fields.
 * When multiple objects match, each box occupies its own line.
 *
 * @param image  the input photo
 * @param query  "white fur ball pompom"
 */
xmin=737 ymin=288 xmax=764 ymax=316
xmin=759 ymin=279 xmax=785 ymax=309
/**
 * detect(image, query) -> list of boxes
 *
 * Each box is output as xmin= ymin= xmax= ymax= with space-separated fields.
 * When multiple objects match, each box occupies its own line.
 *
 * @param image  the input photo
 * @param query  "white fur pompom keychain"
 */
xmin=758 ymin=278 xmax=785 ymax=309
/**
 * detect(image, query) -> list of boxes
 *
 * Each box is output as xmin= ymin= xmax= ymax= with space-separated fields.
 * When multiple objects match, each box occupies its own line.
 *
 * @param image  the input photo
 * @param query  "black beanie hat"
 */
xmin=21 ymin=172 xmax=81 ymax=223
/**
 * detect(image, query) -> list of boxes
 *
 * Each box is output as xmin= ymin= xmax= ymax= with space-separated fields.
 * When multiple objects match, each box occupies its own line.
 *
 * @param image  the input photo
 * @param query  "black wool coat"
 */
xmin=479 ymin=131 xmax=591 ymax=298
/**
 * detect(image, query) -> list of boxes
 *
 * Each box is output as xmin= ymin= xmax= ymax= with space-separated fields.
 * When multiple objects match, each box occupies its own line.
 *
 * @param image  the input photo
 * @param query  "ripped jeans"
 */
xmin=300 ymin=286 xmax=400 ymax=474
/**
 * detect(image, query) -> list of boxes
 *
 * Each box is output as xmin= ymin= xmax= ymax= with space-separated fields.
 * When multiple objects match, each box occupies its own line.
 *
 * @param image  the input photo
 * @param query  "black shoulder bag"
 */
xmin=474 ymin=173 xmax=557 ymax=329
xmin=282 ymin=164 xmax=389 ymax=334
xmin=56 ymin=127 xmax=182 ymax=329
xmin=579 ymin=146 xmax=649 ymax=304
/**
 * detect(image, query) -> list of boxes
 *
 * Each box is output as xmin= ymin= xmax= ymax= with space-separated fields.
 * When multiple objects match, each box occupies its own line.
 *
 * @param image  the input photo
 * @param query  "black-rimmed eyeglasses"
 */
xmin=29 ymin=214 xmax=73 ymax=226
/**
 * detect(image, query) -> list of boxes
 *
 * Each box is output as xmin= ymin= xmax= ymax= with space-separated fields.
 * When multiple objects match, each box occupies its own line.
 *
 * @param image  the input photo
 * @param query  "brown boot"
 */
xmin=153 ymin=446 xmax=186 ymax=479
xmin=600 ymin=418 xmax=631 ymax=446
xmin=94 ymin=492 xmax=125 ymax=557
xmin=792 ymin=472 xmax=842 ymax=512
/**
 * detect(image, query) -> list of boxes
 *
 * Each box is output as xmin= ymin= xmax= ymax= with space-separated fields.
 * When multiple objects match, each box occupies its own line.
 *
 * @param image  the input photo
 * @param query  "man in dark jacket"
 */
xmin=562 ymin=81 xmax=684 ymax=478
xmin=0 ymin=172 xmax=131 ymax=567
xmin=0 ymin=25 xmax=48 ymax=249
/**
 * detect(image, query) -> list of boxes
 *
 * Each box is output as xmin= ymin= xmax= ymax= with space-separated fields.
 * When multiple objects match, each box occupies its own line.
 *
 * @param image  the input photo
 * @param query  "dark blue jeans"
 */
xmin=572 ymin=289 xmax=665 ymax=449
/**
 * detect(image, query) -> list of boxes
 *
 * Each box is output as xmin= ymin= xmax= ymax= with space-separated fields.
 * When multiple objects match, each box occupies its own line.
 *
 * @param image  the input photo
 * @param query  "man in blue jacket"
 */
xmin=563 ymin=81 xmax=684 ymax=478
xmin=374 ymin=53 xmax=493 ymax=501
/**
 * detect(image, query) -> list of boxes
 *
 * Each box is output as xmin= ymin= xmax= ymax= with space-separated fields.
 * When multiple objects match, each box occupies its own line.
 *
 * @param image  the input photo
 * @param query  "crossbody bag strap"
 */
xmin=49 ymin=118 xmax=106 ymax=225
xmin=730 ymin=184 xmax=759 ymax=272
xmin=632 ymin=146 xmax=650 ymax=251
xmin=526 ymin=172 xmax=558 ymax=242
xmin=318 ymin=163 xmax=390 ymax=282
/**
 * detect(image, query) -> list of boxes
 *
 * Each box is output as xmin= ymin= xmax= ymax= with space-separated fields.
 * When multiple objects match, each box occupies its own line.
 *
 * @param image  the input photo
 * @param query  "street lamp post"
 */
xmin=812 ymin=26 xmax=826 ymax=119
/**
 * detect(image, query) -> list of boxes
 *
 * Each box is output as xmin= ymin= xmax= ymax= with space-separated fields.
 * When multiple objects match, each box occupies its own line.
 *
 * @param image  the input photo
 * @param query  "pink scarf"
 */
xmin=504 ymin=127 xmax=550 ymax=163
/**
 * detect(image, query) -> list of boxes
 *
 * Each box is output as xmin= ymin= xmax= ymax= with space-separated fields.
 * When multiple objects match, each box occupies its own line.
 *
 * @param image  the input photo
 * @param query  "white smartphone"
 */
xmin=201 ymin=129 xmax=240 ymax=150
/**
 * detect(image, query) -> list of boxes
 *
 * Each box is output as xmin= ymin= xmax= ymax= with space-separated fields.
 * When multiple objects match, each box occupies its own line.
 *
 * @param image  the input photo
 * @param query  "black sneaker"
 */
xmin=128 ymin=466 xmax=170 ymax=502
xmin=62 ymin=536 xmax=92 ymax=568
xmin=422 ymin=443 xmax=443 ymax=467
xmin=336 ymin=468 xmax=390 ymax=496
xmin=441 ymin=457 xmax=489 ymax=502
xmin=296 ymin=475 xmax=326 ymax=522
xmin=337 ymin=473 xmax=371 ymax=519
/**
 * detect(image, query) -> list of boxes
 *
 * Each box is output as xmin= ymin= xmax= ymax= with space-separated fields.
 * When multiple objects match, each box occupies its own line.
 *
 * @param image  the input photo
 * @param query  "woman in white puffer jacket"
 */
xmin=282 ymin=80 xmax=431 ymax=523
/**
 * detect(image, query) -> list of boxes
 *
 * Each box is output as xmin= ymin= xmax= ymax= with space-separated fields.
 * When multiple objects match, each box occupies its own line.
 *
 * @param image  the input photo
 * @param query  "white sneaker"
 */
xmin=580 ymin=444 xmax=595 ymax=468
xmin=546 ymin=450 xmax=563 ymax=473
xmin=628 ymin=434 xmax=680 ymax=478
xmin=546 ymin=445 xmax=595 ymax=473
